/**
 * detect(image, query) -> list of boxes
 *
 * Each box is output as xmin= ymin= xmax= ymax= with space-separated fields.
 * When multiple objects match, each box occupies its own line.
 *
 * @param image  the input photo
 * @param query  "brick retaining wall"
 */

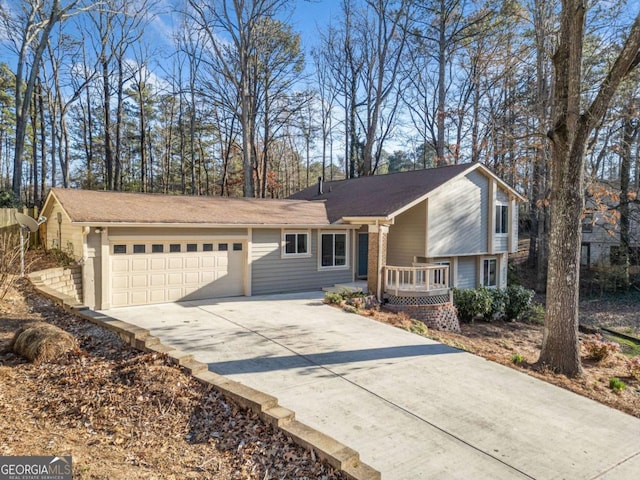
xmin=385 ymin=301 xmax=460 ymax=333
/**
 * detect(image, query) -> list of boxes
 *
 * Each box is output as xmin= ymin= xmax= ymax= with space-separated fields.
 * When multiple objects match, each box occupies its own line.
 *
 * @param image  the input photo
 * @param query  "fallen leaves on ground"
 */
xmin=0 ymin=282 xmax=346 ymax=480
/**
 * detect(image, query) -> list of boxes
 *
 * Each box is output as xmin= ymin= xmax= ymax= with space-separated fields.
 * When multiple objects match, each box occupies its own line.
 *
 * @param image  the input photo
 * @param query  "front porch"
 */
xmin=383 ymin=263 xmax=451 ymax=299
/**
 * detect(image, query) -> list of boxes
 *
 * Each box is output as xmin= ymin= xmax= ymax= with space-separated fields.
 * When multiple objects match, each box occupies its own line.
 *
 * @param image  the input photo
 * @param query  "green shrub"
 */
xmin=453 ymin=288 xmax=492 ymax=323
xmin=505 ymin=285 xmax=535 ymax=321
xmin=486 ymin=287 xmax=508 ymax=321
xmin=582 ymin=334 xmax=621 ymax=362
xmin=609 ymin=377 xmax=626 ymax=392
xmin=523 ymin=303 xmax=545 ymax=325
xmin=511 ymin=353 xmax=525 ymax=364
xmin=0 ymin=191 xmax=20 ymax=208
xmin=324 ymin=292 xmax=345 ymax=305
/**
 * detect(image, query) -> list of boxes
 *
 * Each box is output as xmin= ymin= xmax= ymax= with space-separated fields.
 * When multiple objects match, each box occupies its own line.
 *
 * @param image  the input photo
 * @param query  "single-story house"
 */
xmin=41 ymin=162 xmax=524 ymax=310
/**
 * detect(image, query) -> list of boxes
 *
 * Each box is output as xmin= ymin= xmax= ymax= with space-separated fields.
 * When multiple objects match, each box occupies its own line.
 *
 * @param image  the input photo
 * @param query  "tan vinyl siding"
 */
xmin=83 ymin=230 xmax=103 ymax=309
xmin=251 ymin=229 xmax=352 ymax=295
xmin=428 ymin=170 xmax=488 ymax=256
xmin=456 ymin=256 xmax=477 ymax=289
xmin=387 ymin=201 xmax=427 ymax=266
xmin=45 ymin=202 xmax=83 ymax=258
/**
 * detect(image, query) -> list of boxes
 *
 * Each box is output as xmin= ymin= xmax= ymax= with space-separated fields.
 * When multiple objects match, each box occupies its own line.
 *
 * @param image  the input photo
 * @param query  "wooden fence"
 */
xmin=0 ymin=207 xmax=41 ymax=247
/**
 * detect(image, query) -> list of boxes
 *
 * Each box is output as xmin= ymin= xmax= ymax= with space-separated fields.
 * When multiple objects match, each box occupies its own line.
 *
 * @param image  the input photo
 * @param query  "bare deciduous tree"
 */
xmin=539 ymin=3 xmax=640 ymax=376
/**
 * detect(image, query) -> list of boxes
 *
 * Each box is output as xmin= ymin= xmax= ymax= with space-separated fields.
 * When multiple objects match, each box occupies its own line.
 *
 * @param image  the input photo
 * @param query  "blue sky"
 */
xmin=289 ymin=0 xmax=337 ymax=50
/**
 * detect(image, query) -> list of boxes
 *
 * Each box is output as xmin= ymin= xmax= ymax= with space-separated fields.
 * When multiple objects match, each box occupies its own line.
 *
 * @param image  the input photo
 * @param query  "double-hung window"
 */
xmin=482 ymin=258 xmax=497 ymax=287
xmin=495 ymin=204 xmax=509 ymax=235
xmin=283 ymin=232 xmax=309 ymax=257
xmin=321 ymin=232 xmax=347 ymax=268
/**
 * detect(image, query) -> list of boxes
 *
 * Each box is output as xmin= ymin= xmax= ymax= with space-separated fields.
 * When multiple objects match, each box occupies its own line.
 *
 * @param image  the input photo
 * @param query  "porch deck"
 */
xmin=384 ymin=264 xmax=451 ymax=297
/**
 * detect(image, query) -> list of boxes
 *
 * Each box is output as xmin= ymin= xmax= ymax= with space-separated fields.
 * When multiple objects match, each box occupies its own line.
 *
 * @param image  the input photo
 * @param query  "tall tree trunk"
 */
xmin=139 ymin=84 xmax=147 ymax=193
xmin=436 ymin=0 xmax=447 ymax=166
xmin=618 ymin=102 xmax=638 ymax=288
xmin=539 ymin=3 xmax=640 ymax=376
xmin=38 ymin=82 xmax=46 ymax=204
xmin=13 ymin=0 xmax=72 ymax=199
xmin=115 ymin=56 xmax=125 ymax=191
xmin=102 ymin=56 xmax=114 ymax=190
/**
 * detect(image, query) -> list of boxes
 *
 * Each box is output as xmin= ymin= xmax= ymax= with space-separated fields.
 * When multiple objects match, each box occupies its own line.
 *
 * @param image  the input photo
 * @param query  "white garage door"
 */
xmin=110 ymin=240 xmax=245 ymax=307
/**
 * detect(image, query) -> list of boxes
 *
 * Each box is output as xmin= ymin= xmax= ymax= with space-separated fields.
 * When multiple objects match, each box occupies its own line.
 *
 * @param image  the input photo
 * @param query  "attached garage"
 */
xmin=109 ymin=240 xmax=246 ymax=307
xmin=41 ymin=188 xmax=343 ymax=310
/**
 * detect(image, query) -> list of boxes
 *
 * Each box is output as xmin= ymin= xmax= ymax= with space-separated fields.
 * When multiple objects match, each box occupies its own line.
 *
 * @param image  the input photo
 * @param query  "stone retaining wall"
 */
xmin=28 ymin=266 xmax=82 ymax=303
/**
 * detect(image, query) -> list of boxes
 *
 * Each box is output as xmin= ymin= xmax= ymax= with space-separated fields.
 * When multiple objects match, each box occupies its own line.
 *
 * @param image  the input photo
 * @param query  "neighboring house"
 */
xmin=41 ymin=162 xmax=523 ymax=310
xmin=581 ymin=188 xmax=640 ymax=267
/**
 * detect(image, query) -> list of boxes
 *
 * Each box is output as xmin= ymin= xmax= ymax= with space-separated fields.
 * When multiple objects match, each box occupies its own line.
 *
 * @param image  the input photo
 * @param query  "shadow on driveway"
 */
xmin=208 ymin=343 xmax=461 ymax=375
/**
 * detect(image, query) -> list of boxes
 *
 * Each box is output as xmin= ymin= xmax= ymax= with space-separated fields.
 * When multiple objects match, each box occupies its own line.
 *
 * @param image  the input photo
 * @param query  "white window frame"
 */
xmin=482 ymin=257 xmax=498 ymax=288
xmin=281 ymin=230 xmax=311 ymax=258
xmin=495 ymin=203 xmax=509 ymax=235
xmin=318 ymin=230 xmax=349 ymax=270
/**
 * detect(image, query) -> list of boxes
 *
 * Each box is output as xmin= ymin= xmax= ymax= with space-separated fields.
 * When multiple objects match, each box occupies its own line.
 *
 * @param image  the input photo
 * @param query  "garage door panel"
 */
xmin=184 ymin=271 xmax=199 ymax=284
xmin=130 ymin=291 xmax=148 ymax=305
xmin=150 ymin=258 xmax=166 ymax=270
xmin=111 ymin=292 xmax=128 ymax=307
xmin=131 ymin=258 xmax=148 ymax=271
xmin=131 ymin=275 xmax=148 ymax=288
xmin=149 ymin=274 xmax=165 ymax=287
xmin=201 ymin=272 xmax=215 ymax=283
xmin=112 ymin=258 xmax=130 ymax=273
xmin=201 ymin=257 xmax=215 ymax=268
xmin=167 ymin=288 xmax=183 ymax=301
xmin=149 ymin=290 xmax=167 ymax=303
xmin=184 ymin=257 xmax=199 ymax=268
xmin=110 ymin=240 xmax=245 ymax=307
xmin=112 ymin=276 xmax=129 ymax=289
xmin=167 ymin=257 xmax=184 ymax=269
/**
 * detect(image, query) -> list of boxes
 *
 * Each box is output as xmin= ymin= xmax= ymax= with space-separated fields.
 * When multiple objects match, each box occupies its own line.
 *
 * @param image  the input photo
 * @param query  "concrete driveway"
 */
xmin=103 ymin=292 xmax=640 ymax=480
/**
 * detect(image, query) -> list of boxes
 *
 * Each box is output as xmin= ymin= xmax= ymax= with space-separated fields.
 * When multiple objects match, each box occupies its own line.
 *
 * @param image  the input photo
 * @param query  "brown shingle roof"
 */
xmin=49 ymin=189 xmax=330 ymax=225
xmin=289 ymin=163 xmax=474 ymax=222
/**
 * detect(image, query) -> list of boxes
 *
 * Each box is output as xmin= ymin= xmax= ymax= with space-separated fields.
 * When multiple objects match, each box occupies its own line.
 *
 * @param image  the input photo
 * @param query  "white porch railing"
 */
xmin=383 ymin=263 xmax=450 ymax=296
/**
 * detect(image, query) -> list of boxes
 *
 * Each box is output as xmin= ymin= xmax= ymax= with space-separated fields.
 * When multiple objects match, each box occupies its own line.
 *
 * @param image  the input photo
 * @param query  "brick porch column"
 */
xmin=367 ymin=224 xmax=389 ymax=300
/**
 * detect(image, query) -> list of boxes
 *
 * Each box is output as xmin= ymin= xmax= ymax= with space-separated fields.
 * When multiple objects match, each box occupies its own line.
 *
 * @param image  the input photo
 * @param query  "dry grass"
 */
xmin=8 ymin=322 xmax=78 ymax=364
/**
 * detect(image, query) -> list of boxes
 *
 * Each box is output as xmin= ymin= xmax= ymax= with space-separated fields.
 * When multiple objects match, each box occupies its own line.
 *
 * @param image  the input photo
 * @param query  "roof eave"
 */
xmin=70 ymin=221 xmax=340 ymax=229
xmin=339 ymin=216 xmax=394 ymax=225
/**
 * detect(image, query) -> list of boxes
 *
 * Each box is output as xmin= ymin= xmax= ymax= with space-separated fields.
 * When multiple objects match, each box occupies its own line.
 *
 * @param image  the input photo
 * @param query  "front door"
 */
xmin=358 ymin=233 xmax=368 ymax=278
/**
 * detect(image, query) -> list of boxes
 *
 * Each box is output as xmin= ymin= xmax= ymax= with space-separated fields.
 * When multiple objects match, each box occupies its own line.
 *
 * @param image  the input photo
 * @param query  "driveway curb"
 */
xmin=33 ymin=285 xmax=381 ymax=480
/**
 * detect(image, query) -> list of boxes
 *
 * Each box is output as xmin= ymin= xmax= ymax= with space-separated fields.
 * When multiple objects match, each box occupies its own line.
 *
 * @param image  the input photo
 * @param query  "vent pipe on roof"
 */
xmin=318 ymin=176 xmax=323 ymax=195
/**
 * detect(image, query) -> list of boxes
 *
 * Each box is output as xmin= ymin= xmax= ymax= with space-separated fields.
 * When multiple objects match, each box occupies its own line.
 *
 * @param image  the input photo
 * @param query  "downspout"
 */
xmin=80 ymin=226 xmax=90 ymax=306
xmin=377 ymin=219 xmax=383 ymax=302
